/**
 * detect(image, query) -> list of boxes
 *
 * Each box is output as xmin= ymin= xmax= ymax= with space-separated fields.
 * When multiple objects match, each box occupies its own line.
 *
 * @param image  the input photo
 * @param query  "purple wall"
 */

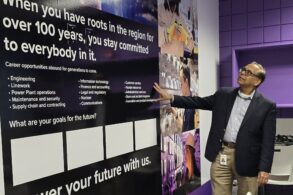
xmin=219 ymin=0 xmax=293 ymax=117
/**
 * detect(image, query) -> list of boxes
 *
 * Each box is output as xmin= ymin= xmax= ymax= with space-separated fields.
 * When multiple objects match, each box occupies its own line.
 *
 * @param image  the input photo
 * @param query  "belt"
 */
xmin=223 ymin=141 xmax=236 ymax=148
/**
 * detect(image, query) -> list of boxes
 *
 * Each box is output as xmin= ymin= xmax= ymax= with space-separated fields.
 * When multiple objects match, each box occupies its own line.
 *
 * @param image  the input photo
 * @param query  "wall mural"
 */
xmin=158 ymin=0 xmax=200 ymax=194
xmin=0 ymin=0 xmax=199 ymax=194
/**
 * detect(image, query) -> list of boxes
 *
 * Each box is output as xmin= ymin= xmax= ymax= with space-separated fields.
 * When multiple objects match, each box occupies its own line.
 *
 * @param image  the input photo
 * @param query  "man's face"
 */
xmin=237 ymin=63 xmax=262 ymax=88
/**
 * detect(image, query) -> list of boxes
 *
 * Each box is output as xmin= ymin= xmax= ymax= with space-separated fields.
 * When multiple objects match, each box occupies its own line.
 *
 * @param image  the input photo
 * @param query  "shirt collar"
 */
xmin=238 ymin=90 xmax=255 ymax=100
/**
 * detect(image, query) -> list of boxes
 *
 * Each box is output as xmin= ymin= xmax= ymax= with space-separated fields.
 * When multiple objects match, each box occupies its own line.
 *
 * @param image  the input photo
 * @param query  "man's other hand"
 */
xmin=257 ymin=171 xmax=269 ymax=186
xmin=153 ymin=82 xmax=173 ymax=101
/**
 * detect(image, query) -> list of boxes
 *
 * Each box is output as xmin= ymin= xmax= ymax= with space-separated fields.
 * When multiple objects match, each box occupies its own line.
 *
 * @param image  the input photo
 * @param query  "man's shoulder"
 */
xmin=256 ymin=92 xmax=276 ymax=106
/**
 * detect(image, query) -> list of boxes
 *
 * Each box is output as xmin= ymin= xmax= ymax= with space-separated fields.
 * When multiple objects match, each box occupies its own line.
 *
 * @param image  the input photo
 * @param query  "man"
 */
xmin=184 ymin=133 xmax=200 ymax=179
xmin=178 ymin=65 xmax=195 ymax=132
xmin=167 ymin=64 xmax=194 ymax=133
xmin=154 ymin=62 xmax=276 ymax=195
xmin=174 ymin=133 xmax=201 ymax=195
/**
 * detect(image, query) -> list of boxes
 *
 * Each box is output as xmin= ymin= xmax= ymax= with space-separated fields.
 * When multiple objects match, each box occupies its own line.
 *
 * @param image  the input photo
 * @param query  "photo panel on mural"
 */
xmin=159 ymin=53 xmax=199 ymax=136
xmin=161 ymin=129 xmax=201 ymax=195
xmin=159 ymin=52 xmax=200 ymax=195
xmin=158 ymin=1 xmax=200 ymax=191
xmin=158 ymin=0 xmax=198 ymax=58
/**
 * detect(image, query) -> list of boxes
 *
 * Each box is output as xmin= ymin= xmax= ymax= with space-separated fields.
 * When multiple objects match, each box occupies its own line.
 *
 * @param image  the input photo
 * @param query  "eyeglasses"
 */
xmin=239 ymin=67 xmax=259 ymax=78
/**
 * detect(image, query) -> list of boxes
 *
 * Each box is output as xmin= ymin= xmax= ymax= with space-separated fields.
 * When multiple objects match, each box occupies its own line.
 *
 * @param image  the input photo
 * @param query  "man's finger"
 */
xmin=153 ymin=82 xmax=162 ymax=92
xmin=257 ymin=176 xmax=268 ymax=186
xmin=153 ymin=83 xmax=165 ymax=97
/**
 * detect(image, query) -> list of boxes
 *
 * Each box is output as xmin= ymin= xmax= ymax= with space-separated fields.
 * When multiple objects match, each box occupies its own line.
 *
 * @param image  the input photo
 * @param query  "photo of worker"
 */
xmin=161 ymin=129 xmax=201 ymax=195
xmin=159 ymin=53 xmax=199 ymax=135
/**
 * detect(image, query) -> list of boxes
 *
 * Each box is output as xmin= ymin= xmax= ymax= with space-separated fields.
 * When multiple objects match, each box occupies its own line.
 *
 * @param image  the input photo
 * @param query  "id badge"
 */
xmin=220 ymin=154 xmax=227 ymax=166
